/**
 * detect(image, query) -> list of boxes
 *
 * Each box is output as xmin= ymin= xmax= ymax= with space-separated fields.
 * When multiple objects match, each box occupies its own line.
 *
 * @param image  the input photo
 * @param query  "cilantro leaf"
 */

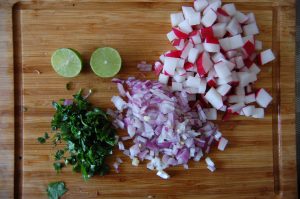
xmin=47 ymin=181 xmax=67 ymax=199
xmin=37 ymin=137 xmax=46 ymax=144
xmin=53 ymin=162 xmax=64 ymax=173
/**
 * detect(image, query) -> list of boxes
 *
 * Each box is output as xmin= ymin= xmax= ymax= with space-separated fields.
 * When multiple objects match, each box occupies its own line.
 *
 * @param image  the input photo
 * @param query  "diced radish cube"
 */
xmin=256 ymin=88 xmax=272 ymax=108
xmin=217 ymin=75 xmax=233 ymax=85
xmin=203 ymin=1 xmax=221 ymax=15
xmin=218 ymin=137 xmax=228 ymax=151
xmin=228 ymin=95 xmax=244 ymax=103
xmin=165 ymin=50 xmax=182 ymax=58
xmin=217 ymin=84 xmax=231 ymax=96
xmin=206 ymin=76 xmax=217 ymax=88
xmin=179 ymin=20 xmax=193 ymax=34
xmin=166 ymin=30 xmax=178 ymax=42
xmin=222 ymin=3 xmax=236 ymax=16
xmin=235 ymin=56 xmax=244 ymax=69
xmin=186 ymin=65 xmax=197 ymax=72
xmin=239 ymin=66 xmax=250 ymax=72
xmin=188 ymin=48 xmax=201 ymax=63
xmin=198 ymin=78 xmax=207 ymax=93
xmin=212 ymin=52 xmax=225 ymax=63
xmin=172 ymin=82 xmax=183 ymax=91
xmin=205 ymin=157 xmax=215 ymax=167
xmin=212 ymin=22 xmax=227 ymax=38
xmin=190 ymin=12 xmax=201 ymax=26
xmin=177 ymin=58 xmax=185 ymax=68
xmin=242 ymin=105 xmax=255 ymax=116
xmin=208 ymin=67 xmax=217 ymax=78
xmin=255 ymin=40 xmax=263 ymax=50
xmin=173 ymin=73 xmax=186 ymax=82
xmin=235 ymin=86 xmax=245 ymax=96
xmin=242 ymin=40 xmax=255 ymax=57
xmin=158 ymin=73 xmax=169 ymax=84
xmin=243 ymin=22 xmax=259 ymax=36
xmin=229 ymin=34 xmax=244 ymax=50
xmin=181 ymin=42 xmax=193 ymax=59
xmin=234 ymin=11 xmax=248 ymax=24
xmin=226 ymin=18 xmax=242 ymax=36
xmin=176 ymin=67 xmax=187 ymax=76
xmin=186 ymin=76 xmax=201 ymax=88
xmin=194 ymin=43 xmax=204 ymax=52
xmin=214 ymin=130 xmax=222 ymax=141
xmin=226 ymin=50 xmax=238 ymax=59
xmin=184 ymin=62 xmax=194 ymax=70
xmin=228 ymin=102 xmax=245 ymax=113
xmin=202 ymin=9 xmax=217 ymax=27
xmin=200 ymin=26 xmax=214 ymax=39
xmin=182 ymin=6 xmax=195 ymax=20
xmin=245 ymin=93 xmax=256 ymax=104
xmin=191 ymin=32 xmax=202 ymax=44
xmin=214 ymin=61 xmax=231 ymax=78
xmin=219 ymin=105 xmax=227 ymax=112
xmin=237 ymin=72 xmax=257 ymax=87
xmin=248 ymin=63 xmax=261 ymax=74
xmin=258 ymin=49 xmax=275 ymax=65
xmin=194 ymin=0 xmax=209 ymax=12
xmin=172 ymin=28 xmax=189 ymax=39
xmin=219 ymin=37 xmax=231 ymax=51
xmin=196 ymin=52 xmax=213 ymax=75
xmin=203 ymin=108 xmax=217 ymax=120
xmin=217 ymin=9 xmax=231 ymax=23
xmin=252 ymin=108 xmax=264 ymax=118
xmin=203 ymin=43 xmax=220 ymax=53
xmin=242 ymin=35 xmax=255 ymax=44
xmin=245 ymin=12 xmax=256 ymax=24
xmin=164 ymin=57 xmax=179 ymax=76
xmin=170 ymin=12 xmax=185 ymax=27
xmin=205 ymin=87 xmax=223 ymax=109
xmin=185 ymin=87 xmax=199 ymax=94
xmin=172 ymin=39 xmax=185 ymax=50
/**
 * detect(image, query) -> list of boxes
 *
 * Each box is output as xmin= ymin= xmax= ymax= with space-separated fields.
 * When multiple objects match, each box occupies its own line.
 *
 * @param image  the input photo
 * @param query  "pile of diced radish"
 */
xmin=155 ymin=0 xmax=274 ymax=119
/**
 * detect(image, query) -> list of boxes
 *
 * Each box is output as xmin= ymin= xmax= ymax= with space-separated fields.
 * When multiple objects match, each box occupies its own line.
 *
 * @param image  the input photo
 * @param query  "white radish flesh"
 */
xmin=252 ymin=108 xmax=264 ymax=118
xmin=222 ymin=3 xmax=236 ymax=16
xmin=170 ymin=12 xmax=185 ymax=27
xmin=205 ymin=87 xmax=223 ymax=109
xmin=258 ymin=49 xmax=275 ymax=65
xmin=188 ymin=48 xmax=201 ymax=64
xmin=214 ymin=61 xmax=231 ymax=78
xmin=194 ymin=0 xmax=209 ymax=12
xmin=256 ymin=88 xmax=272 ymax=108
xmin=243 ymin=22 xmax=259 ymax=36
xmin=202 ymin=9 xmax=217 ymax=27
xmin=203 ymin=108 xmax=217 ymax=120
xmin=217 ymin=84 xmax=231 ymax=96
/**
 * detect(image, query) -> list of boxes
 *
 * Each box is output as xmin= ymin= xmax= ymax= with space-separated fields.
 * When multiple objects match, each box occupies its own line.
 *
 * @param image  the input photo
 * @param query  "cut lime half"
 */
xmin=51 ymin=48 xmax=82 ymax=78
xmin=90 ymin=47 xmax=122 ymax=78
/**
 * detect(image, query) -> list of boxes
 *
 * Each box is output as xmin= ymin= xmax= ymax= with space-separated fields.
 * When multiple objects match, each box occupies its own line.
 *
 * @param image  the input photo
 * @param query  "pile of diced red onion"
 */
xmin=111 ymin=0 xmax=275 ymax=179
xmin=109 ymin=78 xmax=227 ymax=179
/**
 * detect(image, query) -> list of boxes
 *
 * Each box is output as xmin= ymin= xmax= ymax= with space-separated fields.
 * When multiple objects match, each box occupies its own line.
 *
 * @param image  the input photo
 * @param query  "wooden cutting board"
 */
xmin=0 ymin=0 xmax=297 ymax=198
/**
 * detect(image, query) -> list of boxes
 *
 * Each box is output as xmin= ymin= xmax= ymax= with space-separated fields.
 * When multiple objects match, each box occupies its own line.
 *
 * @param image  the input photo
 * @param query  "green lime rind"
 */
xmin=90 ymin=47 xmax=122 ymax=78
xmin=51 ymin=48 xmax=82 ymax=78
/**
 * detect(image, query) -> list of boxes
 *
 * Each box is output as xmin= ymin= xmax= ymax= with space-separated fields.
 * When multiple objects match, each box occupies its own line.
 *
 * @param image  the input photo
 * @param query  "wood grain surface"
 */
xmin=0 ymin=0 xmax=297 ymax=198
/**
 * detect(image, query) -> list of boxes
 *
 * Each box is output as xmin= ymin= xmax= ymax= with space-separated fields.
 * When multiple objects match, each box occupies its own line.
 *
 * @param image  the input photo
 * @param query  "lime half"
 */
xmin=90 ymin=47 xmax=122 ymax=78
xmin=51 ymin=48 xmax=82 ymax=78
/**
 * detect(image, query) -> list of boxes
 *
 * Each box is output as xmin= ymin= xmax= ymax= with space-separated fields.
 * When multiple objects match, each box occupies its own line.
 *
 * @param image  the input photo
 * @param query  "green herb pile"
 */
xmin=38 ymin=90 xmax=117 ymax=180
xmin=47 ymin=181 xmax=67 ymax=199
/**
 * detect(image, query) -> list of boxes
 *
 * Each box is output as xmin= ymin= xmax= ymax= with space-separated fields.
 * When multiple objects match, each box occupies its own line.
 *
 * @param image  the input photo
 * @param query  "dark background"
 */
xmin=296 ymin=0 xmax=299 ymax=193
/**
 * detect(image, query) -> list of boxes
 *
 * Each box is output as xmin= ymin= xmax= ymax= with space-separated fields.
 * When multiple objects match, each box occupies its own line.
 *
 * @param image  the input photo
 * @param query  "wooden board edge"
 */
xmin=277 ymin=4 xmax=298 ymax=198
xmin=0 ymin=1 xmax=18 ymax=199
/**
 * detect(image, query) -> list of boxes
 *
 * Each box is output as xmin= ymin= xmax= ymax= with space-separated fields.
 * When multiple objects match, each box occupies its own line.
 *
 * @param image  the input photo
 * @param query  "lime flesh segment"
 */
xmin=90 ymin=47 xmax=122 ymax=78
xmin=51 ymin=48 xmax=82 ymax=78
